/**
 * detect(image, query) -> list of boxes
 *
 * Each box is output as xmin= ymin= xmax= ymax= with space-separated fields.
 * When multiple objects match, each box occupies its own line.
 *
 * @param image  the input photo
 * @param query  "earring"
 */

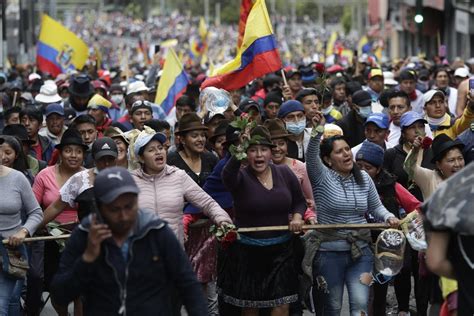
xmin=328 ymin=162 xmax=332 ymax=167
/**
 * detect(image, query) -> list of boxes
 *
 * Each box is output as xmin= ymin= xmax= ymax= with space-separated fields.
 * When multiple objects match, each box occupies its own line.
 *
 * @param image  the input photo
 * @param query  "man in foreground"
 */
xmin=51 ymin=167 xmax=208 ymax=315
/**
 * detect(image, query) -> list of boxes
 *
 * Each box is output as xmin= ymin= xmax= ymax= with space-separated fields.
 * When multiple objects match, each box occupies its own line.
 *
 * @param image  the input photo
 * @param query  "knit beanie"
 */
xmin=277 ymin=100 xmax=304 ymax=118
xmin=355 ymin=141 xmax=384 ymax=167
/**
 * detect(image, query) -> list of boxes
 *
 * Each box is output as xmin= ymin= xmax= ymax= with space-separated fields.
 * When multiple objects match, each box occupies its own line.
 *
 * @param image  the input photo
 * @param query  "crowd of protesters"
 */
xmin=0 ymin=19 xmax=474 ymax=316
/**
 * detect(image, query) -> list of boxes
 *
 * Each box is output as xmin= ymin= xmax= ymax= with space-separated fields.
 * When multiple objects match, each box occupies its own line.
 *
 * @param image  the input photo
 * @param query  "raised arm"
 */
xmin=221 ymin=156 xmax=243 ymax=192
xmin=306 ymin=131 xmax=329 ymax=188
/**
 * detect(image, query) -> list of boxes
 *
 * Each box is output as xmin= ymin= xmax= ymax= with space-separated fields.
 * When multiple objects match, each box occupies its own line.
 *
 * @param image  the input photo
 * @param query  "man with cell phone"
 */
xmin=50 ymin=167 xmax=208 ymax=315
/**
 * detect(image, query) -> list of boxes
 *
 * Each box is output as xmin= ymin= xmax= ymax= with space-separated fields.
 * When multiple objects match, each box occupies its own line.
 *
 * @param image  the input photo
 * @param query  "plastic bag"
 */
xmin=400 ymin=211 xmax=427 ymax=251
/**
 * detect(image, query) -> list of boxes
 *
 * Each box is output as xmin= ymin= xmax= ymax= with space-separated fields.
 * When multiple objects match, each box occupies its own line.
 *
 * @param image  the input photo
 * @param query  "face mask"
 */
xmin=322 ymin=105 xmax=333 ymax=116
xmin=358 ymin=106 xmax=372 ymax=118
xmin=286 ymin=119 xmax=306 ymax=135
xmin=111 ymin=95 xmax=124 ymax=105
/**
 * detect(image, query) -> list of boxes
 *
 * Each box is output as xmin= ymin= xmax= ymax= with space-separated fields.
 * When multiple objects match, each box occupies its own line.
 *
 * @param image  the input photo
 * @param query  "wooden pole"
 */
xmin=2 ymin=234 xmax=71 ymax=244
xmin=238 ymin=223 xmax=391 ymax=233
xmin=280 ymin=69 xmax=288 ymax=86
xmin=2 ymin=223 xmax=392 ymax=244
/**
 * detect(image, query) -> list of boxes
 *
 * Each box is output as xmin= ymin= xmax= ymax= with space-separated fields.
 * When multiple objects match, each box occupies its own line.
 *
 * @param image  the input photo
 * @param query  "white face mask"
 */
xmin=111 ymin=94 xmax=124 ymax=105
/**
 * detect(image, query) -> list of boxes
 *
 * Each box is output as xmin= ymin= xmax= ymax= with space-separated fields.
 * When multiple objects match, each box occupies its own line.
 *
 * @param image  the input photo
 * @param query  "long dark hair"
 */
xmin=2 ymin=135 xmax=29 ymax=173
xmin=320 ymin=135 xmax=364 ymax=185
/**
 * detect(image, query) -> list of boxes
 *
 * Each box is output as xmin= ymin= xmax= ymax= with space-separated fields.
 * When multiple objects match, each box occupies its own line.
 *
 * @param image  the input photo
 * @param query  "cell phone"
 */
xmin=154 ymin=44 xmax=161 ymax=54
xmin=354 ymin=49 xmax=358 ymax=57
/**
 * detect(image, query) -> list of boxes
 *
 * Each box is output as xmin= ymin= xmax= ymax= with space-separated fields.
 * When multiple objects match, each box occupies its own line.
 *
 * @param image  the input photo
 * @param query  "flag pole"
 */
xmin=280 ymin=69 xmax=288 ymax=86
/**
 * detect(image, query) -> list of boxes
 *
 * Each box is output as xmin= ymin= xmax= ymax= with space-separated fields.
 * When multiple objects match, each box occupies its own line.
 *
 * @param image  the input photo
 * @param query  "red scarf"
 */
xmin=409 ymin=90 xmax=417 ymax=101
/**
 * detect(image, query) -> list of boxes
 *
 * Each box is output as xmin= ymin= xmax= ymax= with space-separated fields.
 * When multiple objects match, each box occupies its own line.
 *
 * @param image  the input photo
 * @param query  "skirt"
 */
xmin=217 ymin=235 xmax=300 ymax=308
xmin=185 ymin=220 xmax=218 ymax=283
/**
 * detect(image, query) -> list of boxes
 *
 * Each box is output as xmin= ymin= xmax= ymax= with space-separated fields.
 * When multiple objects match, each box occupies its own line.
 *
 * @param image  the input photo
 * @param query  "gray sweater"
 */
xmin=0 ymin=168 xmax=43 ymax=237
xmin=306 ymin=132 xmax=393 ymax=251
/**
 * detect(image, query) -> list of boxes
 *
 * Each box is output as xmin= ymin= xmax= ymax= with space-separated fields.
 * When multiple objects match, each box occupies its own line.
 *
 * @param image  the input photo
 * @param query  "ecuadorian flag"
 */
xmin=37 ymin=14 xmax=89 ymax=77
xmin=201 ymin=0 xmax=281 ymax=90
xmin=155 ymin=48 xmax=190 ymax=117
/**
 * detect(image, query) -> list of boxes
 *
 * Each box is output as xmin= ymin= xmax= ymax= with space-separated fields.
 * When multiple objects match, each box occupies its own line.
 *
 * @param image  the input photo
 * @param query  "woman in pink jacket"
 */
xmin=130 ymin=130 xmax=232 ymax=245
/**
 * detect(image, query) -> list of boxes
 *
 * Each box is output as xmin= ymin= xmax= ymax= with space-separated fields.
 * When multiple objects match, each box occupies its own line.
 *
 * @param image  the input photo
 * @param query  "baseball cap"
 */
xmin=45 ymin=103 xmax=65 ymax=117
xmin=365 ymin=113 xmax=389 ymax=129
xmin=134 ymin=131 xmax=167 ymax=157
xmin=399 ymin=69 xmax=417 ymax=81
xmin=423 ymin=90 xmax=445 ymax=104
xmin=454 ymin=67 xmax=469 ymax=78
xmin=399 ymin=111 xmax=427 ymax=129
xmin=368 ymin=68 xmax=383 ymax=80
xmin=352 ymin=90 xmax=372 ymax=107
xmin=87 ymin=94 xmax=112 ymax=113
xmin=92 ymin=137 xmax=118 ymax=160
xmin=94 ymin=167 xmax=140 ymax=204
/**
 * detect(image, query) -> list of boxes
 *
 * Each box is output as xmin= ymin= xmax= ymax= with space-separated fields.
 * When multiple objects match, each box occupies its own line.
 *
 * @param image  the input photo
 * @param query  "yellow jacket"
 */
xmin=430 ymin=106 xmax=474 ymax=139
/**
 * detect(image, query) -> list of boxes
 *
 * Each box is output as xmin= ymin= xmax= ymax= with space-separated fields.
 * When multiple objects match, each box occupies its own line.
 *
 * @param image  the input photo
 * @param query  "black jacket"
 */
xmin=383 ymin=144 xmax=434 ymax=202
xmin=336 ymin=110 xmax=366 ymax=148
xmin=51 ymin=209 xmax=208 ymax=316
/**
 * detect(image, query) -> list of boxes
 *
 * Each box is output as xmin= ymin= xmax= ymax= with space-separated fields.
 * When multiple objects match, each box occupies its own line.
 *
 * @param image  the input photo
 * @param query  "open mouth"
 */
xmin=155 ymin=156 xmax=164 ymax=163
xmin=343 ymin=157 xmax=352 ymax=164
xmin=254 ymin=160 xmax=265 ymax=168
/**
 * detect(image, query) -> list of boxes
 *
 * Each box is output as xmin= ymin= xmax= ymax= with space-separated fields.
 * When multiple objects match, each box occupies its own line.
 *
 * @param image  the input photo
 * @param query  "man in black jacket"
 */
xmin=336 ymin=90 xmax=373 ymax=147
xmin=51 ymin=167 xmax=208 ymax=315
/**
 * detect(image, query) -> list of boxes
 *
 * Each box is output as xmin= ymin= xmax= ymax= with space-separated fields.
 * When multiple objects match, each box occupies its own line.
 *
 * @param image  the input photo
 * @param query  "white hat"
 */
xmin=35 ymin=82 xmax=62 ymax=104
xmin=454 ymin=67 xmax=469 ymax=78
xmin=126 ymin=81 xmax=149 ymax=96
xmin=423 ymin=89 xmax=445 ymax=104
xmin=322 ymin=124 xmax=343 ymax=140
xmin=383 ymin=71 xmax=398 ymax=86
xmin=28 ymin=73 xmax=41 ymax=82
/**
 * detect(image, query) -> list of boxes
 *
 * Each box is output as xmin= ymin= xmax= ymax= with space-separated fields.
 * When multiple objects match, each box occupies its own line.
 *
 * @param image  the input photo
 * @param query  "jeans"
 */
xmin=0 ymin=271 xmax=23 ymax=316
xmin=312 ymin=247 xmax=373 ymax=316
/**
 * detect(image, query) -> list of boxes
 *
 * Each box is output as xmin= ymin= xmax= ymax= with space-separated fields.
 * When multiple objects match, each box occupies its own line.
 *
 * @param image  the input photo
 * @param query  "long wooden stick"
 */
xmin=238 ymin=223 xmax=390 ymax=233
xmin=1 ymin=224 xmax=391 ymax=244
xmin=2 ymin=234 xmax=71 ymax=245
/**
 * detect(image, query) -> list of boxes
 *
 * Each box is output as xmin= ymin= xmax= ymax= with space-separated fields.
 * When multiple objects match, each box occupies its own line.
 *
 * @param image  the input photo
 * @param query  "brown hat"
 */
xmin=249 ymin=125 xmax=276 ymax=148
xmin=176 ymin=113 xmax=208 ymax=134
xmin=263 ymin=119 xmax=291 ymax=140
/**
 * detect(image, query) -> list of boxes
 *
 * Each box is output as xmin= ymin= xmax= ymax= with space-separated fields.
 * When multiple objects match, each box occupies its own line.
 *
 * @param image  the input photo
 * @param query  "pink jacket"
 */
xmin=131 ymin=165 xmax=232 ymax=244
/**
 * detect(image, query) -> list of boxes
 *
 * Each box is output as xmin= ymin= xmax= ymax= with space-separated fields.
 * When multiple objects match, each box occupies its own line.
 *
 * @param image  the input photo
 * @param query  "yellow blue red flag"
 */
xmin=155 ymin=48 xmax=190 ymax=116
xmin=201 ymin=0 xmax=281 ymax=90
xmin=37 ymin=14 xmax=89 ymax=77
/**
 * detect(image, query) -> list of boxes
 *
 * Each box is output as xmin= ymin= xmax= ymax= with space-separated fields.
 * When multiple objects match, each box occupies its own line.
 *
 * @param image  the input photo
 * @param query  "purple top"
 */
xmin=222 ymin=157 xmax=306 ymax=238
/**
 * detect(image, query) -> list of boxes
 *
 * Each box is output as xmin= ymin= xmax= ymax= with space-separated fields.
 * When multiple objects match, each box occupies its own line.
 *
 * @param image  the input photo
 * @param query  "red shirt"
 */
xmin=31 ymin=142 xmax=43 ymax=161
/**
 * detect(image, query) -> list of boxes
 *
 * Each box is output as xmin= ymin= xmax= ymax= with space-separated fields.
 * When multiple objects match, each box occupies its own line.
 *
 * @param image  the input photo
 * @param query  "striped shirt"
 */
xmin=306 ymin=132 xmax=393 ymax=250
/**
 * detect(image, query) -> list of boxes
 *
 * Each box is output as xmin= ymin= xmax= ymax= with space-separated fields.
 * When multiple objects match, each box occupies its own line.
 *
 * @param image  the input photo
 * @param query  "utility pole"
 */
xmin=204 ymin=0 xmax=209 ymax=24
xmin=1 ymin=0 xmax=6 ymax=70
xmin=215 ymin=2 xmax=221 ymax=26
xmin=290 ymin=0 xmax=296 ymax=35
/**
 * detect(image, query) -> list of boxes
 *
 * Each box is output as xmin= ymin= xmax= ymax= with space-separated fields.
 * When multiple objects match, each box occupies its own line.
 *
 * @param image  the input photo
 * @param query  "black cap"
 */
xmin=352 ymin=90 xmax=372 ymax=107
xmin=92 ymin=137 xmax=118 ymax=160
xmin=399 ymin=69 xmax=417 ymax=81
xmin=239 ymin=99 xmax=261 ymax=114
xmin=94 ymin=167 xmax=140 ymax=204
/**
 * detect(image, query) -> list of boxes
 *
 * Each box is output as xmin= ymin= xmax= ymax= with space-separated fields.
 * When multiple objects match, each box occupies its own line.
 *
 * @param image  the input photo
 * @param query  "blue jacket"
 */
xmin=51 ymin=209 xmax=208 ymax=316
